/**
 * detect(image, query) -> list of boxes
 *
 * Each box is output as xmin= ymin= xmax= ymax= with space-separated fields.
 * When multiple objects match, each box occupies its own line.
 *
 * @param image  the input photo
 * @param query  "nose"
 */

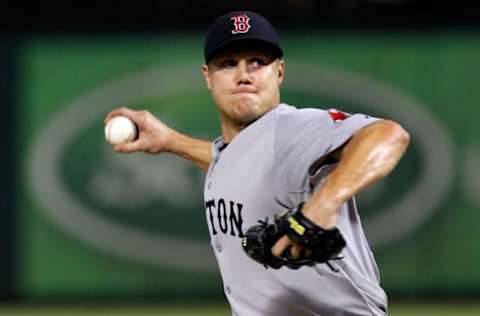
xmin=235 ymin=60 xmax=252 ymax=84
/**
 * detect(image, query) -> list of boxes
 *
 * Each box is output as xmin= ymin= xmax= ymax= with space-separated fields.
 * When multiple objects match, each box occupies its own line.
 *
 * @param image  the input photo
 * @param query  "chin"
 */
xmin=232 ymin=101 xmax=263 ymax=122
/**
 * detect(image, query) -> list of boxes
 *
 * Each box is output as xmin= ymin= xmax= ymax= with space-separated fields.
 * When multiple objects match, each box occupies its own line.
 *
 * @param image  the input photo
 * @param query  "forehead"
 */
xmin=208 ymin=41 xmax=279 ymax=62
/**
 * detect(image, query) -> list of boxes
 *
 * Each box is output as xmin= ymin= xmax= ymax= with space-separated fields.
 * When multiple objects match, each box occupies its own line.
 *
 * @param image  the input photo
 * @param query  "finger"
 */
xmin=305 ymin=248 xmax=312 ymax=258
xmin=290 ymin=244 xmax=303 ymax=260
xmin=113 ymin=139 xmax=145 ymax=153
xmin=271 ymin=235 xmax=293 ymax=257
xmin=104 ymin=107 xmax=138 ymax=124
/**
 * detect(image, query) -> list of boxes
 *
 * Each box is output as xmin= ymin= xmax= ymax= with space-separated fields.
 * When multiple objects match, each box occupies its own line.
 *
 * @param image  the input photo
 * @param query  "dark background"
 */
xmin=1 ymin=0 xmax=480 ymax=33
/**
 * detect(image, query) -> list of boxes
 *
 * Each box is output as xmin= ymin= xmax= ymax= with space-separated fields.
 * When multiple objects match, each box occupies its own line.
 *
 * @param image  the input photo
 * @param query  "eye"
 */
xmin=220 ymin=59 xmax=237 ymax=68
xmin=249 ymin=57 xmax=267 ymax=67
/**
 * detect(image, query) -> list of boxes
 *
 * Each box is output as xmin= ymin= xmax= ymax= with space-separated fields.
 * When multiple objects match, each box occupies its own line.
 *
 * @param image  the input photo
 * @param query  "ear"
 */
xmin=201 ymin=64 xmax=212 ymax=90
xmin=277 ymin=59 xmax=285 ymax=86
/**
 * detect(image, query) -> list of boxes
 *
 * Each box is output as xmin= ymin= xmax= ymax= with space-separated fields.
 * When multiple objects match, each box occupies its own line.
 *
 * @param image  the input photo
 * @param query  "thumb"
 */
xmin=113 ymin=139 xmax=144 ymax=153
xmin=271 ymin=235 xmax=293 ymax=257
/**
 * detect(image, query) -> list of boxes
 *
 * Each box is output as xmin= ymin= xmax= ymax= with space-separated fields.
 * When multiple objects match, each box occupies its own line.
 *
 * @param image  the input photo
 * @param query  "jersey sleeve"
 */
xmin=271 ymin=108 xmax=381 ymax=207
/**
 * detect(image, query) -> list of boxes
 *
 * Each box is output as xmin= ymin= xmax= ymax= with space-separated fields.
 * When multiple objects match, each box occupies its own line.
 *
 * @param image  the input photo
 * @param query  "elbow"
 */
xmin=382 ymin=120 xmax=410 ymax=148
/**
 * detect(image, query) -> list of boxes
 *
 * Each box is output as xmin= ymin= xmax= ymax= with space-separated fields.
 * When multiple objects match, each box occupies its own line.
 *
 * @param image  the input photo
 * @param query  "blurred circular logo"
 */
xmin=27 ymin=62 xmax=454 ymax=271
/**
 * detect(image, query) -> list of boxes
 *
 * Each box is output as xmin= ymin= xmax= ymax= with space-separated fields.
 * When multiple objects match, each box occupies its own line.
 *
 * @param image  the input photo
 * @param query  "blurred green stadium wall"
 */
xmin=15 ymin=32 xmax=480 ymax=300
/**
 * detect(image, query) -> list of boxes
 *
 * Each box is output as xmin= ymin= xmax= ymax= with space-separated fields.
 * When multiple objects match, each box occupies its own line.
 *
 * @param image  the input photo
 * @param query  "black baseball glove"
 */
xmin=241 ymin=203 xmax=346 ymax=271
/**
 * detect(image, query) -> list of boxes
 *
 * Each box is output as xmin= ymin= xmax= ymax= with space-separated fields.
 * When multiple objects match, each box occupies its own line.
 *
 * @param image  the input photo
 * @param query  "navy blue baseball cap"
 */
xmin=204 ymin=11 xmax=283 ymax=63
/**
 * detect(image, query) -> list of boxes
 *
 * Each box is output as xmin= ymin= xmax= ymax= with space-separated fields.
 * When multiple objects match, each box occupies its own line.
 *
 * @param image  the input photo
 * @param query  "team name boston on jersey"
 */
xmin=204 ymin=198 xmax=244 ymax=237
xmin=204 ymin=104 xmax=388 ymax=316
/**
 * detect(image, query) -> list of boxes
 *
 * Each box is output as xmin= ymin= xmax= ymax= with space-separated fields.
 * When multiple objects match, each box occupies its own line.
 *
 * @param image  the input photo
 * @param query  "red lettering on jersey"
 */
xmin=230 ymin=14 xmax=251 ymax=34
xmin=328 ymin=109 xmax=350 ymax=123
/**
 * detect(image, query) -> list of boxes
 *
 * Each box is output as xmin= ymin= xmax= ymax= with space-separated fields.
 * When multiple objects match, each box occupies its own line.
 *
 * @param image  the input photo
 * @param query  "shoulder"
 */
xmin=278 ymin=105 xmax=380 ymax=126
xmin=274 ymin=104 xmax=331 ymax=126
xmin=275 ymin=103 xmax=328 ymax=117
xmin=274 ymin=104 xmax=363 ymax=133
xmin=272 ymin=104 xmax=333 ymax=153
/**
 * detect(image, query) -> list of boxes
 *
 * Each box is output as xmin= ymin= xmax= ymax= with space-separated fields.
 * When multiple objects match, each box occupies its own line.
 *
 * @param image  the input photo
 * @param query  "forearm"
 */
xmin=302 ymin=120 xmax=410 ymax=228
xmin=169 ymin=132 xmax=213 ymax=171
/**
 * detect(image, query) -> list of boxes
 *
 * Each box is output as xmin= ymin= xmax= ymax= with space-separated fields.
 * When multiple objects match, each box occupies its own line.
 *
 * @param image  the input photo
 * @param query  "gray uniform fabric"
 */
xmin=204 ymin=104 xmax=388 ymax=316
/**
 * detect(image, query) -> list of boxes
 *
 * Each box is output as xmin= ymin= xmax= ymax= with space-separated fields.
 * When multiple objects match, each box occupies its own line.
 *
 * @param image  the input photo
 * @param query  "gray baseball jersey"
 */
xmin=204 ymin=103 xmax=388 ymax=316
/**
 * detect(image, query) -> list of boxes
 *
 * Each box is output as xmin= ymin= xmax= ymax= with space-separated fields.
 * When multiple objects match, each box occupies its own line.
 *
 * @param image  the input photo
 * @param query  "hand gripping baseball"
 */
xmin=104 ymin=107 xmax=176 ymax=154
xmin=242 ymin=203 xmax=346 ymax=271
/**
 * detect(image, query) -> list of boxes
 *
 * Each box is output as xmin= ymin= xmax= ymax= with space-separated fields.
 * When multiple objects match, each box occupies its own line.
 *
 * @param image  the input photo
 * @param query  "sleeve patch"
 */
xmin=328 ymin=109 xmax=351 ymax=123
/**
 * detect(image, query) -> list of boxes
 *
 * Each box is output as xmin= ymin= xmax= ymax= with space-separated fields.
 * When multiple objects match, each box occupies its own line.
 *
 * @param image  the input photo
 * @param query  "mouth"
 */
xmin=232 ymin=87 xmax=257 ymax=94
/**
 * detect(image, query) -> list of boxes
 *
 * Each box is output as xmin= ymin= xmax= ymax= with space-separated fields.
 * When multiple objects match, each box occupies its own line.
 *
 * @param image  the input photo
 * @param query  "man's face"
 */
xmin=202 ymin=46 xmax=285 ymax=126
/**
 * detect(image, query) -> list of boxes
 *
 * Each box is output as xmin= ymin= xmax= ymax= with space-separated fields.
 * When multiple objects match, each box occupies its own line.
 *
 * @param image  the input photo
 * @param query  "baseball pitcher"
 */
xmin=105 ymin=11 xmax=409 ymax=316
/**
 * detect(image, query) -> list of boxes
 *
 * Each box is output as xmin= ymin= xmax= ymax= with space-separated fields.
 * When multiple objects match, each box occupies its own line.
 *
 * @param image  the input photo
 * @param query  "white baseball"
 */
xmin=104 ymin=116 xmax=138 ymax=145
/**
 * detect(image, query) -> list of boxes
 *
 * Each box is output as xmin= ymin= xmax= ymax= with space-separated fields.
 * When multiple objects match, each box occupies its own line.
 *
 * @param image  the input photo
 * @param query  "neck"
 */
xmin=219 ymin=114 xmax=248 ymax=143
xmin=218 ymin=101 xmax=281 ymax=143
